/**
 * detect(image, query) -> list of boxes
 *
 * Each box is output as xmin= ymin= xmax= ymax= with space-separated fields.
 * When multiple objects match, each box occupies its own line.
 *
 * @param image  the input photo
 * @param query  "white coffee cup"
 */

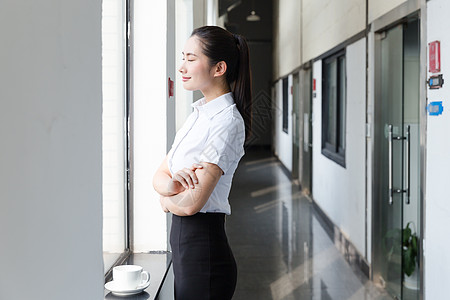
xmin=113 ymin=265 xmax=150 ymax=290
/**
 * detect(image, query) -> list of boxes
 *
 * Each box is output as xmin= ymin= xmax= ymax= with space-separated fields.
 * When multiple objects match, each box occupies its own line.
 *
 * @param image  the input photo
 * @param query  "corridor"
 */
xmin=227 ymin=149 xmax=392 ymax=300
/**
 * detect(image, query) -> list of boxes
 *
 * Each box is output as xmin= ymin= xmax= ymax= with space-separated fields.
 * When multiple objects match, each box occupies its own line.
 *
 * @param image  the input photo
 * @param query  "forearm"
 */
xmin=153 ymin=170 xmax=175 ymax=196
xmin=159 ymin=162 xmax=222 ymax=216
xmin=161 ymin=183 xmax=205 ymax=216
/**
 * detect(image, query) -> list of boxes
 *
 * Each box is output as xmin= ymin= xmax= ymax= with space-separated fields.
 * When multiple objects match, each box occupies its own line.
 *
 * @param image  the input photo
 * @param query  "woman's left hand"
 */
xmin=168 ymin=163 xmax=204 ymax=194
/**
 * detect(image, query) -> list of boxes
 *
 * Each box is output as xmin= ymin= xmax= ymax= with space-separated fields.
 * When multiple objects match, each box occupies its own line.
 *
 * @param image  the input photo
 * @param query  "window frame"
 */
xmin=321 ymin=49 xmax=346 ymax=167
xmin=282 ymin=77 xmax=289 ymax=133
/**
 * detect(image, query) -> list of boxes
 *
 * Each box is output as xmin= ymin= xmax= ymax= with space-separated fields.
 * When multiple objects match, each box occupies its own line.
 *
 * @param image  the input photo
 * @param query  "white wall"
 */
xmin=425 ymin=0 xmax=450 ymax=298
xmin=133 ymin=0 xmax=176 ymax=252
xmin=0 ymin=1 xmax=103 ymax=299
xmin=312 ymin=39 xmax=367 ymax=257
xmin=273 ymin=76 xmax=293 ymax=172
xmin=302 ymin=0 xmax=365 ymax=63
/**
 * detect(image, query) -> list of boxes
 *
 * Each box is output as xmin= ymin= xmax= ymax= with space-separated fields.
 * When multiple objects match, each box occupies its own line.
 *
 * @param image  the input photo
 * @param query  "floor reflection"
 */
xmin=227 ymin=148 xmax=392 ymax=300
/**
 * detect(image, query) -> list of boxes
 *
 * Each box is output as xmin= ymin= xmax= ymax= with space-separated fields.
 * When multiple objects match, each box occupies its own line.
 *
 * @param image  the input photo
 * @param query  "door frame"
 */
xmin=299 ymin=66 xmax=313 ymax=195
xmin=369 ymin=1 xmax=427 ymax=299
xmin=292 ymin=72 xmax=300 ymax=180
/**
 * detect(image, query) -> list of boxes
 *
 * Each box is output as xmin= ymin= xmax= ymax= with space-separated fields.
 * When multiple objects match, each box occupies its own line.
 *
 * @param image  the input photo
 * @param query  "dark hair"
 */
xmin=191 ymin=26 xmax=252 ymax=141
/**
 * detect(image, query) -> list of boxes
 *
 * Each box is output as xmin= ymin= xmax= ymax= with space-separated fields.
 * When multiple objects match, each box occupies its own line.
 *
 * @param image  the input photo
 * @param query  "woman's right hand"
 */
xmin=167 ymin=163 xmax=204 ymax=195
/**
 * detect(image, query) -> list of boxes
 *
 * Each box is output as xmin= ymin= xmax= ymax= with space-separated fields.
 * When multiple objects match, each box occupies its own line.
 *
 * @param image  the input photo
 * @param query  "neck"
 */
xmin=202 ymin=83 xmax=231 ymax=103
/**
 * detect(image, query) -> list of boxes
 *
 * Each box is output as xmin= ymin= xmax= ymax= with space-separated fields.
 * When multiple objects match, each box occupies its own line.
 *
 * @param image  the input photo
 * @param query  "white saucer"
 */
xmin=105 ymin=279 xmax=151 ymax=296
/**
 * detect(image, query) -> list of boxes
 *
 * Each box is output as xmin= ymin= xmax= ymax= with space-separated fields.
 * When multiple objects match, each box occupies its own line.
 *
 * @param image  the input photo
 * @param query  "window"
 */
xmin=322 ymin=50 xmax=346 ymax=167
xmin=282 ymin=77 xmax=288 ymax=133
xmin=102 ymin=0 xmax=129 ymax=275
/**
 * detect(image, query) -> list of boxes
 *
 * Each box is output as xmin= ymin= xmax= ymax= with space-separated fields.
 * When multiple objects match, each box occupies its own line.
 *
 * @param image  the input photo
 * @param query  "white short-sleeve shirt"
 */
xmin=167 ymin=92 xmax=245 ymax=215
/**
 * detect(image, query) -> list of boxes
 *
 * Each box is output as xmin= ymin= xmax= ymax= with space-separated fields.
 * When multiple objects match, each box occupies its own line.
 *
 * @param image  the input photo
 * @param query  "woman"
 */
xmin=152 ymin=26 xmax=251 ymax=299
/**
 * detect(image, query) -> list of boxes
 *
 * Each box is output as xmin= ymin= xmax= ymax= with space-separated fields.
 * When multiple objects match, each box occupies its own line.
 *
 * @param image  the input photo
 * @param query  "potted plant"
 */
xmin=383 ymin=222 xmax=419 ymax=289
xmin=402 ymin=222 xmax=419 ymax=290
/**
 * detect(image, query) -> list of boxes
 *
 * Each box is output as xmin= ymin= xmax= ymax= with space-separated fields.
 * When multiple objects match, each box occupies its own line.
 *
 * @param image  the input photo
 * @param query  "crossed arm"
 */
xmin=152 ymin=156 xmax=223 ymax=216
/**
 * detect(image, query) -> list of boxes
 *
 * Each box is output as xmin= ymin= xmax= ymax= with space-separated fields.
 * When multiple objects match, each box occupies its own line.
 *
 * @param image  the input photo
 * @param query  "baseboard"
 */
xmin=262 ymin=150 xmax=370 ymax=277
xmin=308 ymin=195 xmax=370 ymax=278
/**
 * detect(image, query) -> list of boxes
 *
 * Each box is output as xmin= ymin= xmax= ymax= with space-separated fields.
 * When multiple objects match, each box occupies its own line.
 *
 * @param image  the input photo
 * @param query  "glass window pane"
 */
xmin=326 ymin=59 xmax=337 ymax=147
xmin=283 ymin=77 xmax=288 ymax=133
xmin=338 ymin=56 xmax=346 ymax=151
xmin=102 ymin=0 xmax=127 ymax=274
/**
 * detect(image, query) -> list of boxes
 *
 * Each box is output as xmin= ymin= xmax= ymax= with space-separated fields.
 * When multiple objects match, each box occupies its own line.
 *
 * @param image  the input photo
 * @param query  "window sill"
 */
xmin=104 ymin=252 xmax=172 ymax=300
xmin=321 ymin=148 xmax=346 ymax=168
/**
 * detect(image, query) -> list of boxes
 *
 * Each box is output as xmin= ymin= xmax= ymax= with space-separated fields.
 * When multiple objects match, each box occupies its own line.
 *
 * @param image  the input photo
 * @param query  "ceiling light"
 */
xmin=246 ymin=10 xmax=260 ymax=22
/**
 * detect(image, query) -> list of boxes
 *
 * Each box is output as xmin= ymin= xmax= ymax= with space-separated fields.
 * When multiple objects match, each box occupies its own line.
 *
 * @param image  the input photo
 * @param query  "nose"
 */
xmin=178 ymin=61 xmax=186 ymax=74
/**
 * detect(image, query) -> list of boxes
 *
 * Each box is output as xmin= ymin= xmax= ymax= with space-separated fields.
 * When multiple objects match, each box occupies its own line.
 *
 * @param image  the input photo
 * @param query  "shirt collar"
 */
xmin=191 ymin=92 xmax=235 ymax=119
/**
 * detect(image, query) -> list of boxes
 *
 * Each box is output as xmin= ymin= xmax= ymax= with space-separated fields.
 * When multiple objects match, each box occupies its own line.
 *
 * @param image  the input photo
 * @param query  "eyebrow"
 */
xmin=182 ymin=52 xmax=197 ymax=57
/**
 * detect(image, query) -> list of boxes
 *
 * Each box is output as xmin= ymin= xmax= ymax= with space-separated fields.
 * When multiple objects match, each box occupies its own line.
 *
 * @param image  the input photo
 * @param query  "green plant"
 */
xmin=402 ymin=222 xmax=419 ymax=277
xmin=383 ymin=222 xmax=419 ymax=277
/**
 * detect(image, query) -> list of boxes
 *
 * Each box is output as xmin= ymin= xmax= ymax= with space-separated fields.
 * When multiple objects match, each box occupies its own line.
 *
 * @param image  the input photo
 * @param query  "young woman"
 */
xmin=152 ymin=26 xmax=252 ymax=299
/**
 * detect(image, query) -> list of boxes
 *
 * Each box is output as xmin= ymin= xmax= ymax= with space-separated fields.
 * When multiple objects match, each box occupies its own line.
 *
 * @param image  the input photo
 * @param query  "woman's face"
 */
xmin=179 ymin=36 xmax=215 ymax=92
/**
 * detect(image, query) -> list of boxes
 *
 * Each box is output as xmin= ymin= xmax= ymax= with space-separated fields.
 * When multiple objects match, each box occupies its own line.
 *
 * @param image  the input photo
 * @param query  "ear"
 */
xmin=213 ymin=61 xmax=227 ymax=78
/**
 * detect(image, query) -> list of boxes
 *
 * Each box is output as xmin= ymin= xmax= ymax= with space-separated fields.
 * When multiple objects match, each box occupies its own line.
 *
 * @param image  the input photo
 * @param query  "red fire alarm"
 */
xmin=429 ymin=41 xmax=441 ymax=73
xmin=313 ymin=78 xmax=317 ymax=98
xmin=168 ymin=77 xmax=174 ymax=97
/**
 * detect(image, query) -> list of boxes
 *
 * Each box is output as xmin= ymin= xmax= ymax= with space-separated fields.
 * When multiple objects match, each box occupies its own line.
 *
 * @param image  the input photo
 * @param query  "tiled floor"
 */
xmin=226 ymin=149 xmax=392 ymax=300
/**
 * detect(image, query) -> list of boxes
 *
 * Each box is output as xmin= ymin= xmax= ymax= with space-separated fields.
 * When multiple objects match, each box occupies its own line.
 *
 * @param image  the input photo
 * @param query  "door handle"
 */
xmin=388 ymin=125 xmax=393 ymax=205
xmin=388 ymin=124 xmax=409 ymax=206
xmin=405 ymin=125 xmax=411 ymax=204
xmin=292 ymin=112 xmax=297 ymax=141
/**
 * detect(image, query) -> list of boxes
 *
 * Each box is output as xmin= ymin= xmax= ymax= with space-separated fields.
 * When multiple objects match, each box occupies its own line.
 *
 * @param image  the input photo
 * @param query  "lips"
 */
xmin=182 ymin=76 xmax=191 ymax=82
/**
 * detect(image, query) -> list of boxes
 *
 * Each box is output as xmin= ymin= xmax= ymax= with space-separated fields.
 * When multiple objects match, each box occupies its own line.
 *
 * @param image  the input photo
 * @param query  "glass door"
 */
xmin=374 ymin=23 xmax=404 ymax=299
xmin=373 ymin=19 xmax=421 ymax=300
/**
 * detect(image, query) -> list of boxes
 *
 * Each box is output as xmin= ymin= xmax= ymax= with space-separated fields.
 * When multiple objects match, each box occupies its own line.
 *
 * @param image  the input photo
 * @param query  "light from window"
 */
xmin=102 ymin=0 xmax=127 ymax=274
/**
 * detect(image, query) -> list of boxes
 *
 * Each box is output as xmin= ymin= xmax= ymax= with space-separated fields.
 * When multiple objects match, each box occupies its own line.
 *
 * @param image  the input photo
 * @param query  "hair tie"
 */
xmin=233 ymin=34 xmax=241 ymax=51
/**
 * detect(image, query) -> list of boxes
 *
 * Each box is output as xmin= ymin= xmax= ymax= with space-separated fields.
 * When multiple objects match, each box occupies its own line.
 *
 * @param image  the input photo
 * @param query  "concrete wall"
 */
xmin=312 ymin=39 xmax=367 ymax=257
xmin=425 ymin=0 xmax=450 ymax=298
xmin=303 ymin=0 xmax=366 ymax=62
xmin=273 ymin=0 xmax=366 ymax=79
xmin=0 ymin=0 xmax=103 ymax=299
xmin=273 ymin=0 xmax=301 ymax=79
xmin=368 ymin=0 xmax=407 ymax=23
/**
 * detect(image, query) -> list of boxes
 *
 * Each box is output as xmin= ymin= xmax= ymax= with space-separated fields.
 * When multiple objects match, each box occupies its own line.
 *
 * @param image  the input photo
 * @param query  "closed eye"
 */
xmin=182 ymin=51 xmax=197 ymax=62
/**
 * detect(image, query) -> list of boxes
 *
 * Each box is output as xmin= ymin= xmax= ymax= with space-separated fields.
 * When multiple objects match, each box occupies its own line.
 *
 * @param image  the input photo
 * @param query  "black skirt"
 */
xmin=170 ymin=213 xmax=237 ymax=300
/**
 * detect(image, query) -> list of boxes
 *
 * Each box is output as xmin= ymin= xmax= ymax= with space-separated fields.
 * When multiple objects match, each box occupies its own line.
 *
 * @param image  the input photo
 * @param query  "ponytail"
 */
xmin=191 ymin=26 xmax=252 ymax=141
xmin=232 ymin=34 xmax=252 ymax=142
